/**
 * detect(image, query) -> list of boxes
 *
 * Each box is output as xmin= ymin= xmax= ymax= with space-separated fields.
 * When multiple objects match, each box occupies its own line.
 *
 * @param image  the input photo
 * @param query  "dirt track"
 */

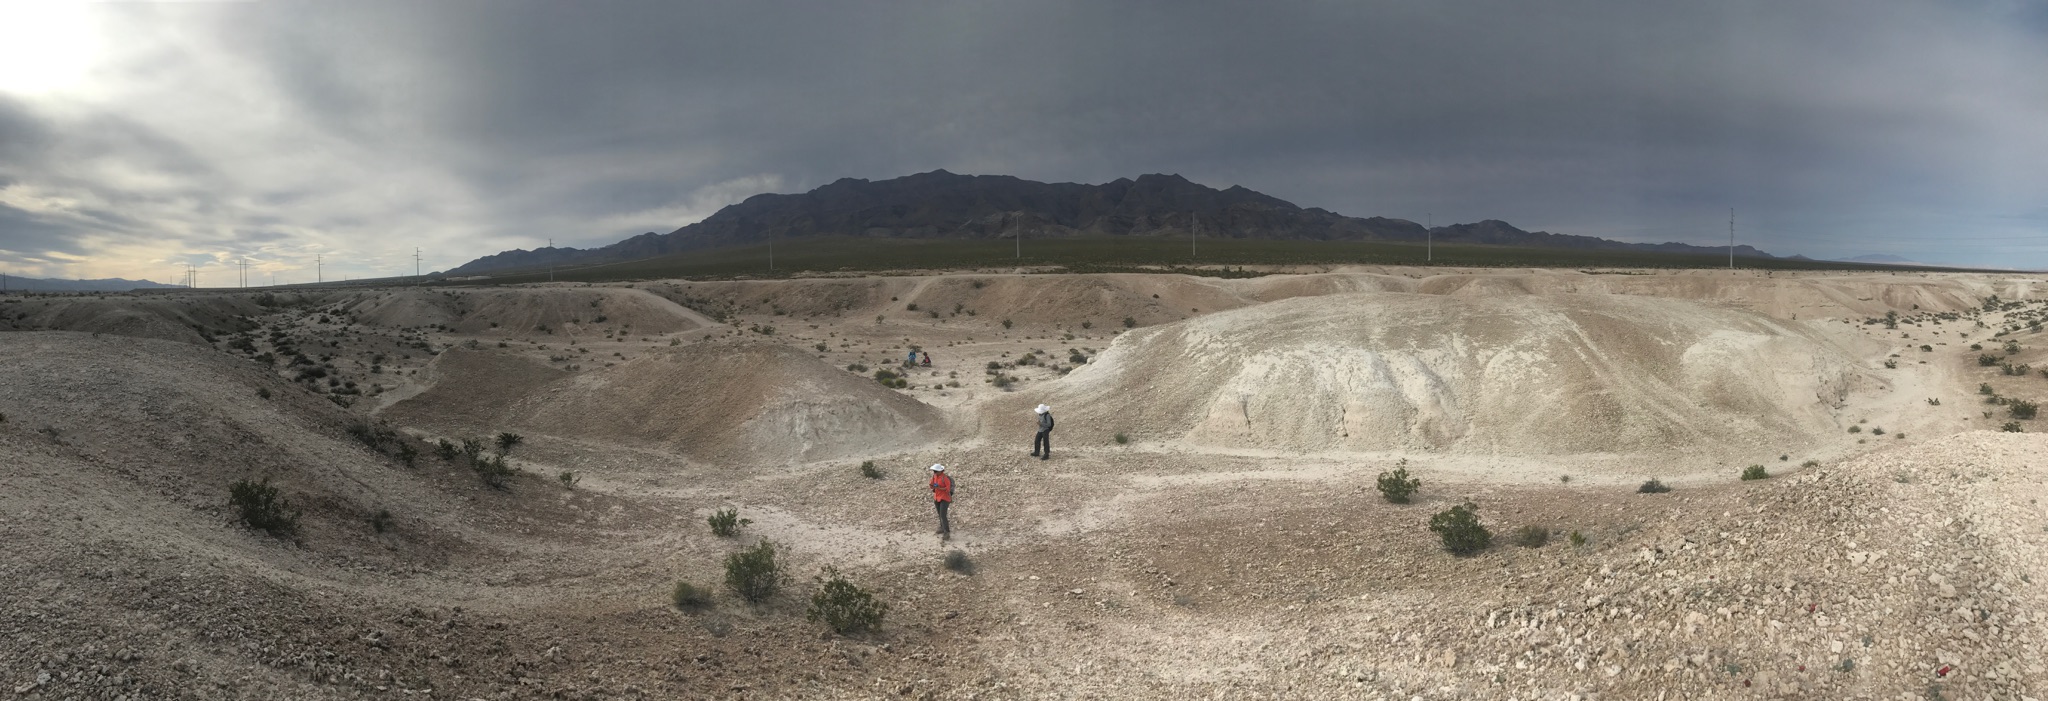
xmin=2 ymin=268 xmax=2045 ymax=699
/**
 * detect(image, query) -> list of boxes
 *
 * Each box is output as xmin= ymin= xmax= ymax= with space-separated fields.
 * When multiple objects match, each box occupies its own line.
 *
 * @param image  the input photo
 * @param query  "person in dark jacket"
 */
xmin=928 ymin=463 xmax=953 ymax=536
xmin=1030 ymin=404 xmax=1054 ymax=460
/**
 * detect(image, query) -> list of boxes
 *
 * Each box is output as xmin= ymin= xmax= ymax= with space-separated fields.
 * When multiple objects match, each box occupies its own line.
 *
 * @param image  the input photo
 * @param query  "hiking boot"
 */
xmin=1039 ymin=455 xmax=1049 ymax=461
xmin=1029 ymin=452 xmax=1040 ymax=457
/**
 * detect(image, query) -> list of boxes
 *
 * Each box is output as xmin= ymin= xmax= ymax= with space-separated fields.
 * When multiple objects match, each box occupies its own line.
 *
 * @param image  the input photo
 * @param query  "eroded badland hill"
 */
xmin=3 ymin=268 xmax=2045 ymax=700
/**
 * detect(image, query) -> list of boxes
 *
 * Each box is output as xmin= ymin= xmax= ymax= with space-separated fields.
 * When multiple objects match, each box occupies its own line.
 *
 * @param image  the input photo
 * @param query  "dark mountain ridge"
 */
xmin=449 ymin=170 xmax=1777 ymax=275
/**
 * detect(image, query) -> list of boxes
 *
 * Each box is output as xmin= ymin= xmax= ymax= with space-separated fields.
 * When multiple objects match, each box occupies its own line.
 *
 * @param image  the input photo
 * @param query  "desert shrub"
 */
xmin=1015 ymin=353 xmax=1038 ymax=366
xmin=1871 ymin=427 xmax=1885 ymax=435
xmin=1980 ymin=354 xmax=2001 ymax=367
xmin=229 ymin=479 xmax=299 ymax=536
xmin=1376 ymin=462 xmax=1421 ymax=504
xmin=672 ymin=581 xmax=710 ymax=609
xmin=1638 ymin=479 xmax=1672 ymax=494
xmin=970 ymin=280 xmax=986 ymax=289
xmin=1971 ymin=343 xmax=1983 ymax=351
xmin=370 ymin=508 xmax=393 ymax=533
xmin=943 ymin=549 xmax=974 ymax=574
xmin=1080 ymin=321 xmax=1093 ymax=329
xmin=1568 ymin=531 xmax=1587 ymax=547
xmin=815 ymin=343 xmax=828 ymax=352
xmin=1069 ymin=352 xmax=1088 ymax=364
xmin=905 ymin=303 xmax=918 ymax=311
xmin=1920 ymin=344 xmax=1933 ymax=352
xmin=1510 ymin=525 xmax=1549 ymax=548
xmin=474 ymin=454 xmax=514 ymax=489
xmin=2012 ymin=400 xmax=2039 ymax=419
xmin=708 ymin=507 xmax=751 ymax=537
xmin=1428 ymin=502 xmax=1490 ymax=556
xmin=1848 ymin=425 xmax=1861 ymax=433
xmin=1927 ymin=397 xmax=1941 ymax=406
xmin=807 ymin=568 xmax=888 ymax=635
xmin=1001 ymin=319 xmax=1013 ymax=329
xmin=496 ymin=432 xmax=524 ymax=453
xmin=461 ymin=437 xmax=485 ymax=463
xmin=256 ymin=388 xmax=271 ymax=400
xmin=558 ymin=471 xmax=579 ymax=489
xmin=724 ymin=539 xmax=785 ymax=603
xmin=435 ymin=439 xmax=459 ymax=461
xmin=2007 ymin=340 xmax=2022 ymax=354
xmin=1113 ymin=432 xmax=1129 ymax=445
xmin=1884 ymin=359 xmax=1898 ymax=369
xmin=396 ymin=442 xmax=418 ymax=468
xmin=1741 ymin=464 xmax=1770 ymax=481
xmin=1123 ymin=316 xmax=1137 ymax=328
xmin=2003 ymin=422 xmax=2024 ymax=433
xmin=874 ymin=369 xmax=898 ymax=384
xmin=859 ymin=461 xmax=882 ymax=479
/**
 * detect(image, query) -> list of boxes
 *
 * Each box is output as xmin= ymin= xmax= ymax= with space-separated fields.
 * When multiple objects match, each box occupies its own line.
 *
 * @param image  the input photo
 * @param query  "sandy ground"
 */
xmin=2 ymin=267 xmax=2045 ymax=700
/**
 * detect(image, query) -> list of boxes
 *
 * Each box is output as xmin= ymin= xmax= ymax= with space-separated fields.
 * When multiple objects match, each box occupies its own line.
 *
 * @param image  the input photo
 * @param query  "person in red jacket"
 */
xmin=928 ymin=463 xmax=953 ymax=537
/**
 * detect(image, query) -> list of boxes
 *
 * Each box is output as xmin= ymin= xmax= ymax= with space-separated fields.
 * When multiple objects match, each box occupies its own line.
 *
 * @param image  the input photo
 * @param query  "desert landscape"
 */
xmin=3 ymin=266 xmax=2045 ymax=700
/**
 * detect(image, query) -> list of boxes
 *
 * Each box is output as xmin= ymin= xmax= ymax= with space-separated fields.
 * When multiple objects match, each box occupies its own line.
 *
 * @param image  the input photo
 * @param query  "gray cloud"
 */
xmin=0 ymin=0 xmax=2043 ymax=281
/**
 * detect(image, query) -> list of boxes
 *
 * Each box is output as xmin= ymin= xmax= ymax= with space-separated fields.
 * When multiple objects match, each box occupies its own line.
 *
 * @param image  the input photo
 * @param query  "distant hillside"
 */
xmin=0 ymin=275 xmax=181 ymax=292
xmin=450 ymin=171 xmax=1781 ymax=275
xmin=1841 ymin=254 xmax=1918 ymax=264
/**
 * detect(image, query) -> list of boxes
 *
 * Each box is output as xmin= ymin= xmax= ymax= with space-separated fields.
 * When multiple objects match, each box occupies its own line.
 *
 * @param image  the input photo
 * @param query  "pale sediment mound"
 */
xmin=905 ymin=274 xmax=1254 ymax=326
xmin=1042 ymin=292 xmax=1877 ymax=458
xmin=0 ymin=332 xmax=469 ymax=561
xmin=0 ymin=293 xmax=269 ymax=344
xmin=388 ymin=343 xmax=940 ymax=464
xmin=342 ymin=287 xmax=705 ymax=335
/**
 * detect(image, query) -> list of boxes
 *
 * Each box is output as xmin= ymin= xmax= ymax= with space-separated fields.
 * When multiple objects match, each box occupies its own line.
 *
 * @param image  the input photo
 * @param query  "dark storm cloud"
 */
xmin=3 ymin=0 xmax=2044 ymax=279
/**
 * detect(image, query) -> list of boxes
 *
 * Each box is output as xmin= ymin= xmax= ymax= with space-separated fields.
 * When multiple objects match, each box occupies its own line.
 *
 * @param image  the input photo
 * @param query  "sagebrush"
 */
xmin=807 ymin=567 xmax=888 ymax=635
xmin=724 ymin=539 xmax=785 ymax=603
xmin=1428 ymin=501 xmax=1490 ymax=556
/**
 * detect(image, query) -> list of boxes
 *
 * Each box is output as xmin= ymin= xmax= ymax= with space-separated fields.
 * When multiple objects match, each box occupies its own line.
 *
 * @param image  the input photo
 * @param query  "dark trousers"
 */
xmin=1032 ymin=431 xmax=1051 ymax=457
xmin=934 ymin=500 xmax=951 ymax=534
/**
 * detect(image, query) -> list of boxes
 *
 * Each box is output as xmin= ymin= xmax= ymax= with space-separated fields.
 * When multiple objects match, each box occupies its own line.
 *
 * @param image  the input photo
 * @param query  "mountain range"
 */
xmin=449 ymin=170 xmax=1780 ymax=275
xmin=0 ymin=275 xmax=181 ymax=292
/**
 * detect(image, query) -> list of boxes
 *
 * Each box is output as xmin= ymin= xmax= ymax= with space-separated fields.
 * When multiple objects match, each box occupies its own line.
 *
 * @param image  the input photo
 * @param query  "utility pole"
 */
xmin=239 ymin=257 xmax=248 ymax=288
xmin=1427 ymin=213 xmax=1433 ymax=263
xmin=1729 ymin=208 xmax=1735 ymax=270
xmin=316 ymin=254 xmax=323 ymax=284
xmin=414 ymin=247 xmax=422 ymax=280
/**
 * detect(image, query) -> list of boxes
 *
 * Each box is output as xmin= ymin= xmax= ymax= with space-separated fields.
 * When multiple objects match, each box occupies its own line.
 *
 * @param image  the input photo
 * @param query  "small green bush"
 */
xmin=708 ymin=507 xmax=751 ymax=537
xmin=1510 ymin=525 xmax=1549 ymax=548
xmin=1568 ymin=531 xmax=1587 ymax=547
xmin=1927 ymin=397 xmax=1941 ymax=406
xmin=229 ymin=478 xmax=299 ymax=537
xmin=1001 ymin=319 xmax=1013 ymax=329
xmin=859 ymin=460 xmax=882 ymax=479
xmin=2002 ymin=421 xmax=2024 ymax=433
xmin=672 ymin=581 xmax=710 ymax=609
xmin=1376 ymin=462 xmax=1421 ymax=504
xmin=2011 ymin=400 xmax=2039 ymax=420
xmin=1113 ymin=432 xmax=1129 ymax=445
xmin=1741 ymin=464 xmax=1770 ymax=481
xmin=1428 ymin=501 xmax=1491 ymax=556
xmin=724 ymin=539 xmax=785 ymax=603
xmin=1980 ymin=383 xmax=1995 ymax=395
xmin=1123 ymin=316 xmax=1136 ymax=328
xmin=558 ymin=471 xmax=579 ymax=489
xmin=435 ymin=439 xmax=458 ymax=461
xmin=943 ymin=549 xmax=974 ymax=574
xmin=496 ymin=432 xmax=524 ymax=453
xmin=370 ymin=508 xmax=393 ymax=533
xmin=807 ymin=567 xmax=887 ymax=635
xmin=1848 ymin=425 xmax=1861 ymax=433
xmin=1979 ymin=354 xmax=2001 ymax=367
xmin=1638 ymin=479 xmax=1672 ymax=494
xmin=473 ymin=453 xmax=514 ymax=489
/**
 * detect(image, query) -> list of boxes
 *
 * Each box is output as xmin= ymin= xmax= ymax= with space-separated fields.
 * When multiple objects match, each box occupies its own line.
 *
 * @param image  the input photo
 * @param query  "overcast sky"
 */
xmin=1 ymin=0 xmax=2045 ymax=283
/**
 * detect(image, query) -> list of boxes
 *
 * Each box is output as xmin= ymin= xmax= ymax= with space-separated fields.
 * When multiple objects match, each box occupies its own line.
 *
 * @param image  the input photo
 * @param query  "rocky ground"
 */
xmin=1 ymin=269 xmax=2044 ymax=699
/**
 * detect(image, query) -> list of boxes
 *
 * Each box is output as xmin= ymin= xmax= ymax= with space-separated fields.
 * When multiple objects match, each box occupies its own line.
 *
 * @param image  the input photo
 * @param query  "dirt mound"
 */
xmin=646 ymin=278 xmax=916 ymax=320
xmin=902 ymin=273 xmax=1254 ymax=327
xmin=0 ymin=292 xmax=271 ymax=344
xmin=0 ymin=332 xmax=471 ymax=565
xmin=1037 ymin=292 xmax=1878 ymax=459
xmin=342 ymin=287 xmax=706 ymax=335
xmin=1402 ymin=270 xmax=1997 ymax=319
xmin=388 ymin=342 xmax=942 ymax=464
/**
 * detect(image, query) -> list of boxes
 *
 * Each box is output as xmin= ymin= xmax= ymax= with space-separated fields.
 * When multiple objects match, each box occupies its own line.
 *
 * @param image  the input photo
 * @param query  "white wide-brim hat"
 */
xmin=929 ymin=463 xmax=945 ymax=472
xmin=1034 ymin=404 xmax=1050 ymax=414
